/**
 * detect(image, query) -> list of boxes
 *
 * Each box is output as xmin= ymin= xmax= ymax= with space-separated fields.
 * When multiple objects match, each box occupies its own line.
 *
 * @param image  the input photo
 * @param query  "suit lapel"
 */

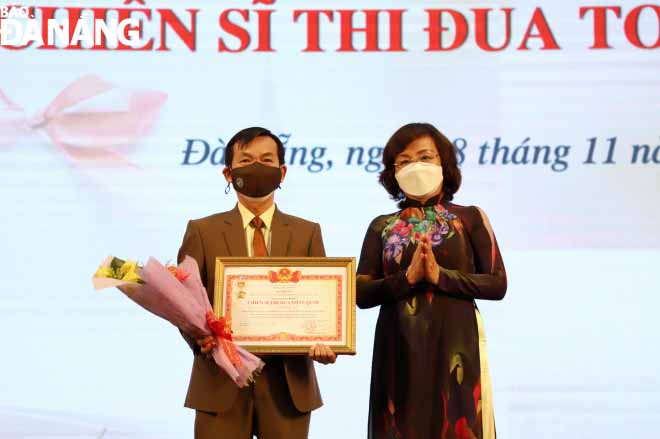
xmin=270 ymin=207 xmax=290 ymax=257
xmin=222 ymin=205 xmax=248 ymax=257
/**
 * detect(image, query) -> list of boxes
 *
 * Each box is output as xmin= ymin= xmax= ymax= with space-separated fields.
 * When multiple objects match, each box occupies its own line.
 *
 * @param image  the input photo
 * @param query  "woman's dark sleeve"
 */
xmin=436 ymin=206 xmax=507 ymax=301
xmin=356 ymin=218 xmax=413 ymax=309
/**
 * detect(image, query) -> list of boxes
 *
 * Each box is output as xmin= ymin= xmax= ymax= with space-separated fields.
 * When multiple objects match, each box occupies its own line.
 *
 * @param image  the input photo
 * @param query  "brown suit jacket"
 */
xmin=177 ymin=205 xmax=325 ymax=414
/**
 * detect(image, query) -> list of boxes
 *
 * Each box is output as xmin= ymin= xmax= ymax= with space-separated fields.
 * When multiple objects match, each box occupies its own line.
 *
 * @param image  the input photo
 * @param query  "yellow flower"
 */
xmin=119 ymin=260 xmax=142 ymax=283
xmin=119 ymin=260 xmax=137 ymax=276
xmin=95 ymin=266 xmax=115 ymax=279
xmin=122 ymin=268 xmax=142 ymax=283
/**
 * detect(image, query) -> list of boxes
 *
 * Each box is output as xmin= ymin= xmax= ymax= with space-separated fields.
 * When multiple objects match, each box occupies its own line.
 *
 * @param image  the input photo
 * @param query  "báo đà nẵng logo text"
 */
xmin=0 ymin=6 xmax=141 ymax=48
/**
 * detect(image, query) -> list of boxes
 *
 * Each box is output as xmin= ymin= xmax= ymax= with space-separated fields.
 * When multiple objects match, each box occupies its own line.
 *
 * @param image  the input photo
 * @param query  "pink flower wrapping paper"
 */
xmin=93 ymin=255 xmax=264 ymax=388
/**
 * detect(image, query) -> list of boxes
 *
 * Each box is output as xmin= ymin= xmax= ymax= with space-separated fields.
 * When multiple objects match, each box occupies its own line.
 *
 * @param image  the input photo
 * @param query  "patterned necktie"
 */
xmin=250 ymin=216 xmax=268 ymax=257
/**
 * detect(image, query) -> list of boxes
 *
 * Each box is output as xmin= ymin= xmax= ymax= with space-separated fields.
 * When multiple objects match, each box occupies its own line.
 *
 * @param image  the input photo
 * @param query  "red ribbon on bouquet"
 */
xmin=206 ymin=311 xmax=233 ymax=341
xmin=205 ymin=311 xmax=243 ymax=369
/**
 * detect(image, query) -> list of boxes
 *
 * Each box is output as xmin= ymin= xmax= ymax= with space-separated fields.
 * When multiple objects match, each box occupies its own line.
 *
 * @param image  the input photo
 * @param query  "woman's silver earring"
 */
xmin=225 ymin=182 xmax=231 ymax=194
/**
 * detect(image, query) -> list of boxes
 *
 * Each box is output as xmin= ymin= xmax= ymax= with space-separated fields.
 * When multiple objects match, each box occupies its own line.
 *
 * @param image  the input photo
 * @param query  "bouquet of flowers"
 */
xmin=92 ymin=255 xmax=264 ymax=387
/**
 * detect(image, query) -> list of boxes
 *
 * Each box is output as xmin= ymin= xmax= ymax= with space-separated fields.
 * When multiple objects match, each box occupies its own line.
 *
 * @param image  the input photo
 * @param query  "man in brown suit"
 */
xmin=177 ymin=127 xmax=336 ymax=439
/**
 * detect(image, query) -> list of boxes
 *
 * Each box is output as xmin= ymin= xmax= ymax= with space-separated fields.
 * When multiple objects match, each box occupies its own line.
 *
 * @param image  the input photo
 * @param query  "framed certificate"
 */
xmin=214 ymin=257 xmax=356 ymax=355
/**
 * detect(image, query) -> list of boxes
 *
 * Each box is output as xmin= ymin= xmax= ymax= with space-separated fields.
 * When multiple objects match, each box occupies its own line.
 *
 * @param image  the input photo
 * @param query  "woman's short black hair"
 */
xmin=379 ymin=122 xmax=461 ymax=206
xmin=224 ymin=127 xmax=285 ymax=167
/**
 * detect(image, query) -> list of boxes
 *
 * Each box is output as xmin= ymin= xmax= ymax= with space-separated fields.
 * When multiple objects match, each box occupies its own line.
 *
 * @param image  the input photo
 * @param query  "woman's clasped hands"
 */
xmin=405 ymin=235 xmax=441 ymax=286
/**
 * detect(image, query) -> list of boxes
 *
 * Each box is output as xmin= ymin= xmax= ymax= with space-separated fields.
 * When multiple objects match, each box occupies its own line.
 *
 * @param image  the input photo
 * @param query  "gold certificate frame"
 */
xmin=214 ymin=257 xmax=356 ymax=355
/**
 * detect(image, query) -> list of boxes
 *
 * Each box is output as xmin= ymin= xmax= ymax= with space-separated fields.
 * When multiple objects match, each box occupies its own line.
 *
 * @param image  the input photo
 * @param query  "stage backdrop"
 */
xmin=1 ymin=0 xmax=659 ymax=437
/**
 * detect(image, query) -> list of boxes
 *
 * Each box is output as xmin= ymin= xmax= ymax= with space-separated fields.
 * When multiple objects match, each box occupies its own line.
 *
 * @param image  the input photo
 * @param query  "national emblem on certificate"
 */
xmin=214 ymin=257 xmax=356 ymax=354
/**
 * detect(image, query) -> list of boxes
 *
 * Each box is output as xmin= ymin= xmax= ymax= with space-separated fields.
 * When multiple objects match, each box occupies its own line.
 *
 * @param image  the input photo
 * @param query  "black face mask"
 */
xmin=230 ymin=163 xmax=282 ymax=198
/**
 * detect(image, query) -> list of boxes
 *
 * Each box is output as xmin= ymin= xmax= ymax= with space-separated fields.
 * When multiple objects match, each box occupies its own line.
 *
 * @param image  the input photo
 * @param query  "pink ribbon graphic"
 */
xmin=0 ymin=75 xmax=167 ymax=165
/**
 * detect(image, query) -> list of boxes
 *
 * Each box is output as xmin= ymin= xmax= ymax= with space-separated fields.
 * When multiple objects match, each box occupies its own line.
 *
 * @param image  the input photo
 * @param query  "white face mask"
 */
xmin=395 ymin=162 xmax=443 ymax=198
